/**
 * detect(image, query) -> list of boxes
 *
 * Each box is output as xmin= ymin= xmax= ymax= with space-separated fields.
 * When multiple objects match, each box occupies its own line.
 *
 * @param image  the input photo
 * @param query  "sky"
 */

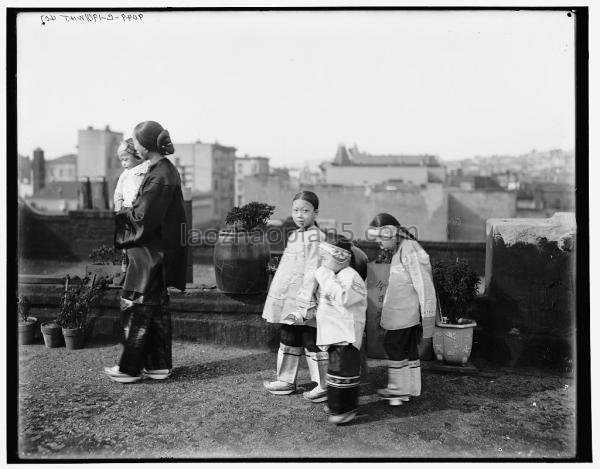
xmin=16 ymin=9 xmax=575 ymax=167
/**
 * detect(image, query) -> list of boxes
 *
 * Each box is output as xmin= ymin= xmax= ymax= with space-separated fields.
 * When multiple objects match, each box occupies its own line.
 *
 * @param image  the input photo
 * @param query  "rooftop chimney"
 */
xmin=32 ymin=148 xmax=45 ymax=194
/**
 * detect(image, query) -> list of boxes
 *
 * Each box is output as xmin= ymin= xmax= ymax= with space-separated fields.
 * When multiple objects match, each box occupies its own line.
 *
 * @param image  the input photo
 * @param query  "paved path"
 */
xmin=17 ymin=341 xmax=576 ymax=459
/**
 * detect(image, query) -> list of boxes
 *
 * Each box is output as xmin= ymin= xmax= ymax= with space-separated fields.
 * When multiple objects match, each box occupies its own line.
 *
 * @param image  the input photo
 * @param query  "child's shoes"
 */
xmin=302 ymin=385 xmax=327 ymax=403
xmin=377 ymin=387 xmax=410 ymax=406
xmin=263 ymin=380 xmax=296 ymax=395
xmin=328 ymin=410 xmax=357 ymax=425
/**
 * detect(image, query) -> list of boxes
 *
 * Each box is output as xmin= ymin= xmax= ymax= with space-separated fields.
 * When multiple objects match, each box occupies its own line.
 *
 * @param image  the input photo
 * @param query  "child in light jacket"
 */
xmin=314 ymin=234 xmax=367 ymax=424
xmin=262 ymin=191 xmax=328 ymax=401
xmin=367 ymin=213 xmax=437 ymax=406
xmin=113 ymin=139 xmax=150 ymax=274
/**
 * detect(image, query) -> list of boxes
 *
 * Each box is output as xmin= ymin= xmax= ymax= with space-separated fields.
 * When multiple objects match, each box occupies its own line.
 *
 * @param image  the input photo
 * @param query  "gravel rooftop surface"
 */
xmin=17 ymin=340 xmax=576 ymax=460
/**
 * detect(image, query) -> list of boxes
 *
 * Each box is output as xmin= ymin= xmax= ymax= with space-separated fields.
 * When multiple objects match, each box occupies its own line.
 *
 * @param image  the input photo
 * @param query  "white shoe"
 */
xmin=103 ymin=365 xmax=141 ymax=383
xmin=263 ymin=380 xmax=295 ymax=395
xmin=142 ymin=368 xmax=171 ymax=380
xmin=328 ymin=410 xmax=357 ymax=425
xmin=302 ymin=385 xmax=327 ymax=403
xmin=377 ymin=387 xmax=410 ymax=405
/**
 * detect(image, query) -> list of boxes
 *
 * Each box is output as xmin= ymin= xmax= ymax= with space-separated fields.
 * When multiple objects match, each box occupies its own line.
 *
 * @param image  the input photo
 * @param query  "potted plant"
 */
xmin=86 ymin=245 xmax=124 ymax=285
xmin=214 ymin=201 xmax=275 ymax=294
xmin=17 ymin=296 xmax=38 ymax=345
xmin=57 ymin=274 xmax=108 ymax=350
xmin=40 ymin=320 xmax=63 ymax=348
xmin=432 ymin=258 xmax=481 ymax=365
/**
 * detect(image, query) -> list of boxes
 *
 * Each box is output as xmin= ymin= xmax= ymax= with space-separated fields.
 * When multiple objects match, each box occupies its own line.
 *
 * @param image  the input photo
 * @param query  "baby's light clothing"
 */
xmin=113 ymin=161 xmax=150 ymax=211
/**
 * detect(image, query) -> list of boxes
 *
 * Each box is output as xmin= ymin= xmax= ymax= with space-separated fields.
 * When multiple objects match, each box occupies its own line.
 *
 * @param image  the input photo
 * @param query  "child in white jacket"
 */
xmin=262 ymin=191 xmax=328 ymax=401
xmin=314 ymin=234 xmax=367 ymax=425
xmin=367 ymin=213 xmax=437 ymax=406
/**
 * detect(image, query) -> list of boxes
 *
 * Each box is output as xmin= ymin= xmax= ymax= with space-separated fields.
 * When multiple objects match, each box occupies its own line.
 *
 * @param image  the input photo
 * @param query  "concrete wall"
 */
xmin=323 ymin=165 xmax=429 ymax=186
xmin=28 ymin=198 xmax=78 ymax=212
xmin=448 ymin=190 xmax=517 ymax=241
xmin=191 ymin=195 xmax=214 ymax=228
xmin=243 ymin=178 xmax=448 ymax=241
xmin=18 ymin=202 xmax=115 ymax=261
xmin=480 ymin=213 xmax=576 ymax=367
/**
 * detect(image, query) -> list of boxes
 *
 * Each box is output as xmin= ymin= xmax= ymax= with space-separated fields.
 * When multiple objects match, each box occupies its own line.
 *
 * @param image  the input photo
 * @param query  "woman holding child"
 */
xmin=104 ymin=120 xmax=187 ymax=383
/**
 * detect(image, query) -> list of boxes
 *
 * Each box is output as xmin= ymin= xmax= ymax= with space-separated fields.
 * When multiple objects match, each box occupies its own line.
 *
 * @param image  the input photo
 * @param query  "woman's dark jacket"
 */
xmin=114 ymin=157 xmax=187 ymax=292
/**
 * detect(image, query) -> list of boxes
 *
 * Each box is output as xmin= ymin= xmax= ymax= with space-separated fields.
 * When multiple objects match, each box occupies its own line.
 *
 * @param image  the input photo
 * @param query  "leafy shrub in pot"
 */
xmin=432 ymin=258 xmax=480 ymax=325
xmin=431 ymin=258 xmax=480 ymax=365
xmin=17 ymin=296 xmax=38 ymax=345
xmin=214 ymin=202 xmax=275 ymax=294
xmin=57 ymin=274 xmax=108 ymax=350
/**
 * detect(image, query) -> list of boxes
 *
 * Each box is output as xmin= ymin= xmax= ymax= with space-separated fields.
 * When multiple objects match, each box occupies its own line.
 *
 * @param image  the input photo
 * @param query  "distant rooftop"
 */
xmin=236 ymin=155 xmax=270 ymax=161
xmin=46 ymin=154 xmax=77 ymax=164
xmin=31 ymin=181 xmax=80 ymax=199
xmin=331 ymin=144 xmax=439 ymax=167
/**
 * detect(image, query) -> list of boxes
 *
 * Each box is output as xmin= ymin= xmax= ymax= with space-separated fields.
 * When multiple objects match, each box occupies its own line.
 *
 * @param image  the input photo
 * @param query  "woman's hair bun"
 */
xmin=157 ymin=129 xmax=175 ymax=155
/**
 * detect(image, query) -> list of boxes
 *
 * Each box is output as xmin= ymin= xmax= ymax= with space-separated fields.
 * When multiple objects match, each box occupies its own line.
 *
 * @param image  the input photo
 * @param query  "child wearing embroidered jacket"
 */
xmin=113 ymin=139 xmax=150 ymax=273
xmin=262 ymin=191 xmax=328 ymax=401
xmin=367 ymin=213 xmax=437 ymax=406
xmin=314 ymin=234 xmax=367 ymax=425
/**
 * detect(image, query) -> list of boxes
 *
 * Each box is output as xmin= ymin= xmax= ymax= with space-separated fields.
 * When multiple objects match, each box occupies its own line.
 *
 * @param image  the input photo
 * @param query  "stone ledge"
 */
xmin=17 ymin=276 xmax=574 ymax=370
xmin=18 ymin=280 xmax=266 ymax=314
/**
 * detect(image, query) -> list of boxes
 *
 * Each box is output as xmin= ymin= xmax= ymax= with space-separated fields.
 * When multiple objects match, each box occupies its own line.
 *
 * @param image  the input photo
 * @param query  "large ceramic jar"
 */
xmin=214 ymin=231 xmax=270 ymax=294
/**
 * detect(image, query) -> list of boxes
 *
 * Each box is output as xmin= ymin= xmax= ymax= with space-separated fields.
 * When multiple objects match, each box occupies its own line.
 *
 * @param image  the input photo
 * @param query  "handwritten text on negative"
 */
xmin=40 ymin=13 xmax=144 ymax=26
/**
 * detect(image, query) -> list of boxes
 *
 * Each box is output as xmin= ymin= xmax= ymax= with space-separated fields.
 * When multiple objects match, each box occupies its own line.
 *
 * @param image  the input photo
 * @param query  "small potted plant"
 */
xmin=86 ymin=245 xmax=124 ymax=285
xmin=214 ymin=201 xmax=275 ymax=294
xmin=40 ymin=320 xmax=63 ymax=348
xmin=432 ymin=258 xmax=480 ymax=365
xmin=57 ymin=274 xmax=108 ymax=350
xmin=17 ymin=296 xmax=38 ymax=345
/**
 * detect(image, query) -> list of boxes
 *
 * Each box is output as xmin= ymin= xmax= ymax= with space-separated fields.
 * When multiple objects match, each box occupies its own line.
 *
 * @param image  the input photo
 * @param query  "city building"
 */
xmin=45 ymin=154 xmax=77 ymax=183
xmin=18 ymin=154 xmax=34 ymax=197
xmin=77 ymin=125 xmax=123 ymax=204
xmin=235 ymin=155 xmax=269 ymax=206
xmin=168 ymin=141 xmax=237 ymax=221
xmin=515 ymin=181 xmax=575 ymax=218
xmin=28 ymin=181 xmax=80 ymax=212
xmin=320 ymin=144 xmax=446 ymax=186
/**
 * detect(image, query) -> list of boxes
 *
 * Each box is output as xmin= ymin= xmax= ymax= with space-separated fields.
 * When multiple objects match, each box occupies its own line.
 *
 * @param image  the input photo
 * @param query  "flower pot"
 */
xmin=41 ymin=321 xmax=63 ymax=348
xmin=18 ymin=317 xmax=38 ymax=345
xmin=214 ymin=231 xmax=270 ymax=294
xmin=62 ymin=327 xmax=85 ymax=350
xmin=432 ymin=319 xmax=477 ymax=365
